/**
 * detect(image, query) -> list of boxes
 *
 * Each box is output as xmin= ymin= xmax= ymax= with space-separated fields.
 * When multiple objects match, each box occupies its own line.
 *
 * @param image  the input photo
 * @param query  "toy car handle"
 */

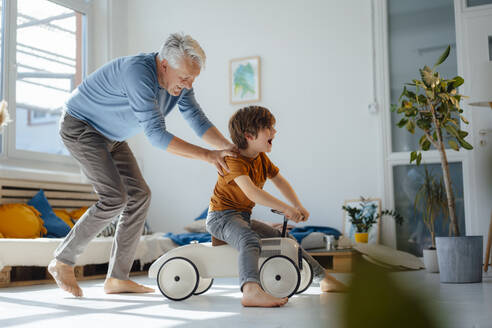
xmin=271 ymin=209 xmax=304 ymax=237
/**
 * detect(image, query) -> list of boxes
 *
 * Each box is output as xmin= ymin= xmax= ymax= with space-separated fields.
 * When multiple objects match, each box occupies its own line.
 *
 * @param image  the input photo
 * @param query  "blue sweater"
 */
xmin=65 ymin=52 xmax=213 ymax=150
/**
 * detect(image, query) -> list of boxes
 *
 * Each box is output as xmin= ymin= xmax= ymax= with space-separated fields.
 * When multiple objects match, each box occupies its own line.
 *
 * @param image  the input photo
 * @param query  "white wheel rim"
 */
xmin=194 ymin=277 xmax=213 ymax=294
xmin=298 ymin=258 xmax=312 ymax=293
xmin=158 ymin=258 xmax=198 ymax=300
xmin=260 ymin=256 xmax=299 ymax=298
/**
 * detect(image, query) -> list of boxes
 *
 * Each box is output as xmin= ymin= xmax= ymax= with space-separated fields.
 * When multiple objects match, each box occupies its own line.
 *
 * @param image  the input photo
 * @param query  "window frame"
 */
xmin=1 ymin=0 xmax=90 ymax=172
xmin=372 ymin=0 xmax=473 ymax=247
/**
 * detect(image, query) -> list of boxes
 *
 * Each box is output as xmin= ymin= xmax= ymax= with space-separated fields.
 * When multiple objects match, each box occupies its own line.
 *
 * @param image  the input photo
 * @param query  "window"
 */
xmin=0 ymin=0 xmax=4 ymax=154
xmin=15 ymin=0 xmax=85 ymax=156
xmin=466 ymin=0 xmax=492 ymax=7
xmin=388 ymin=0 xmax=457 ymax=152
xmin=375 ymin=0 xmax=468 ymax=254
xmin=393 ymin=163 xmax=465 ymax=256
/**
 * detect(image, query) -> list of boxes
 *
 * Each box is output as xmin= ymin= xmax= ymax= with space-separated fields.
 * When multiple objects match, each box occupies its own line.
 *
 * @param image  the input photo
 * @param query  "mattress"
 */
xmin=0 ymin=233 xmax=177 ymax=270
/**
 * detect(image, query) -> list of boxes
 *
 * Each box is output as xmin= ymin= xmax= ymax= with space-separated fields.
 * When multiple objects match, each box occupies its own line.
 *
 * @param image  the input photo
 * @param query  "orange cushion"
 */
xmin=0 ymin=204 xmax=47 ymax=238
xmin=53 ymin=209 xmax=74 ymax=228
xmin=70 ymin=207 xmax=88 ymax=221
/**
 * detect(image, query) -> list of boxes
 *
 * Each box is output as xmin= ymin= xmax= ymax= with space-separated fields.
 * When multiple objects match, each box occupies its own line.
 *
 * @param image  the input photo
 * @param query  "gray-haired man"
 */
xmin=48 ymin=33 xmax=236 ymax=297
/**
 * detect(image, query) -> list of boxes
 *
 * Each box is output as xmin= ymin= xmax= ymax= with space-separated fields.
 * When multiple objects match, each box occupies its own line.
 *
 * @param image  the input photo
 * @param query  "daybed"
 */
xmin=0 ymin=178 xmax=176 ymax=287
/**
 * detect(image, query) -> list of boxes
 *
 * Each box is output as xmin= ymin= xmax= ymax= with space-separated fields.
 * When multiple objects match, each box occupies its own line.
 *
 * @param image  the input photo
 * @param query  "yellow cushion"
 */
xmin=53 ymin=209 xmax=74 ymax=228
xmin=70 ymin=207 xmax=88 ymax=221
xmin=0 ymin=204 xmax=47 ymax=238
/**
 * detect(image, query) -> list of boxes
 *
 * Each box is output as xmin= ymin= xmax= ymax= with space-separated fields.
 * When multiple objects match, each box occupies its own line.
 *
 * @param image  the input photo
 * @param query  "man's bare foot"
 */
xmin=104 ymin=277 xmax=155 ymax=294
xmin=241 ymin=282 xmax=288 ymax=307
xmin=320 ymin=273 xmax=348 ymax=293
xmin=47 ymin=259 xmax=83 ymax=297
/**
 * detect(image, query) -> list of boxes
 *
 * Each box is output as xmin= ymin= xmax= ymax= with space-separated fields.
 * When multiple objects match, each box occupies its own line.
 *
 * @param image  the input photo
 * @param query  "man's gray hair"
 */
xmin=158 ymin=33 xmax=206 ymax=69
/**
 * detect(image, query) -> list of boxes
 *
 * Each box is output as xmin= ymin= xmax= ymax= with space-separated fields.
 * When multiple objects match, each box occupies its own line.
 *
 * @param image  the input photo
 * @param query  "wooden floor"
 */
xmin=0 ymin=271 xmax=491 ymax=328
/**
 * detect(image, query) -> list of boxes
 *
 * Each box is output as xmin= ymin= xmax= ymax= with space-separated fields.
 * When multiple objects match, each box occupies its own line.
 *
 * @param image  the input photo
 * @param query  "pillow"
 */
xmin=184 ymin=219 xmax=207 ymax=233
xmin=69 ymin=207 xmax=88 ymax=221
xmin=53 ymin=209 xmax=74 ymax=228
xmin=194 ymin=207 xmax=208 ymax=221
xmin=28 ymin=189 xmax=70 ymax=238
xmin=0 ymin=204 xmax=47 ymax=238
xmin=300 ymin=232 xmax=326 ymax=250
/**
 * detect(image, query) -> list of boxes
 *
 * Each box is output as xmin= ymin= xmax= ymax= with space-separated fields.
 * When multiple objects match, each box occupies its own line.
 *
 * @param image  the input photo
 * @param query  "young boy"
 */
xmin=206 ymin=106 xmax=346 ymax=308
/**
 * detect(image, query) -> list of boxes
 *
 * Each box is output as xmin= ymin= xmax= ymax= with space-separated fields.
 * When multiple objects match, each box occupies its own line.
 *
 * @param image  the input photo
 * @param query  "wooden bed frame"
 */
xmin=0 ymin=177 xmax=98 ymax=211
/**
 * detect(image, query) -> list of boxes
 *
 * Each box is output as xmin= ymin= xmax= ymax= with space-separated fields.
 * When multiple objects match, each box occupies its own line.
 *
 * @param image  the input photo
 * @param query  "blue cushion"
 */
xmin=28 ymin=189 xmax=70 ymax=238
xmin=194 ymin=207 xmax=208 ymax=221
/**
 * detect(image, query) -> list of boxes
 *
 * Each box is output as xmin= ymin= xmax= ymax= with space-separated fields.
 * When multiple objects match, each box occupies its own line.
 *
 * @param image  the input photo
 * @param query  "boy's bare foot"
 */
xmin=104 ymin=277 xmax=155 ymax=294
xmin=241 ymin=282 xmax=288 ymax=307
xmin=47 ymin=259 xmax=83 ymax=297
xmin=320 ymin=273 xmax=348 ymax=293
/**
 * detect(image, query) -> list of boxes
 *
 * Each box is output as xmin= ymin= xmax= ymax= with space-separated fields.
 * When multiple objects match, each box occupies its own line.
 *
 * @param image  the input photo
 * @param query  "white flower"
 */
xmin=0 ymin=100 xmax=11 ymax=128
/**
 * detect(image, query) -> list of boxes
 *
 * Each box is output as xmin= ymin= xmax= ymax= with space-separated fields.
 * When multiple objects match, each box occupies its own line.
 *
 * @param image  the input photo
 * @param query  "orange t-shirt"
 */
xmin=209 ymin=152 xmax=279 ymax=213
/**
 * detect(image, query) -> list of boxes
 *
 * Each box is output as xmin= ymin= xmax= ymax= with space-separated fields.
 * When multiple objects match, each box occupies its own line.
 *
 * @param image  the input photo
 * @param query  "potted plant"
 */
xmin=342 ymin=198 xmax=404 ymax=243
xmin=393 ymin=46 xmax=482 ymax=283
xmin=414 ymin=166 xmax=449 ymax=273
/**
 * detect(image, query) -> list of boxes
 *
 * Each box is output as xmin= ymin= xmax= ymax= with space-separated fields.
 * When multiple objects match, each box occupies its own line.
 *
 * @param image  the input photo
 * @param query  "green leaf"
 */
xmin=434 ymin=45 xmax=450 ymax=67
xmin=390 ymin=104 xmax=398 ymax=112
xmin=425 ymin=89 xmax=435 ymax=99
xmin=420 ymin=66 xmax=435 ymax=87
xmin=417 ymin=118 xmax=431 ymax=130
xmin=406 ymin=120 xmax=415 ymax=134
xmin=410 ymin=151 xmax=417 ymax=163
xmin=448 ymin=140 xmax=459 ymax=151
xmin=452 ymin=76 xmax=464 ymax=88
xmin=458 ymin=130 xmax=469 ymax=138
xmin=416 ymin=152 xmax=422 ymax=165
xmin=457 ymin=137 xmax=473 ymax=150
xmin=422 ymin=139 xmax=431 ymax=151
xmin=397 ymin=118 xmax=408 ymax=128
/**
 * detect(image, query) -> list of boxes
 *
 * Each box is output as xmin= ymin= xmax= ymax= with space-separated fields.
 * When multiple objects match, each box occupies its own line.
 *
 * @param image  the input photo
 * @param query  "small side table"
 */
xmin=307 ymin=248 xmax=360 ymax=273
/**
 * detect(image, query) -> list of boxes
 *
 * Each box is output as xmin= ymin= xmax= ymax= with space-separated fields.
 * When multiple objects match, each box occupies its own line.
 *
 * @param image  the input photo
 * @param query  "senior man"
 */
xmin=48 ymin=33 xmax=236 ymax=297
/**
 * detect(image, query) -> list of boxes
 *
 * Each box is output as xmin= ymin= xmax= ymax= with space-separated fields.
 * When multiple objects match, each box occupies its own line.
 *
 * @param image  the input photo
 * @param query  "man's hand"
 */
xmin=224 ymin=143 xmax=239 ymax=154
xmin=207 ymin=149 xmax=237 ymax=176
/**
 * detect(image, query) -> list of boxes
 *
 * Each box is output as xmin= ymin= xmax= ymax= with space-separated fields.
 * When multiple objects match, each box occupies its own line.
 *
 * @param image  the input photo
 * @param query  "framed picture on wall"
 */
xmin=229 ymin=56 xmax=261 ymax=104
xmin=342 ymin=198 xmax=382 ymax=244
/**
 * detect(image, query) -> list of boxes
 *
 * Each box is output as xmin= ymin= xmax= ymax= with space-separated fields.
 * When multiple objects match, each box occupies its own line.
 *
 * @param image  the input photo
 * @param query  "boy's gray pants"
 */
xmin=206 ymin=210 xmax=326 ymax=290
xmin=54 ymin=113 xmax=151 ymax=280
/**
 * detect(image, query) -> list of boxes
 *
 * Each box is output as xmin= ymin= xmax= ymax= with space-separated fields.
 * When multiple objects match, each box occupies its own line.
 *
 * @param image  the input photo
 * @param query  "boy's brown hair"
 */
xmin=228 ymin=106 xmax=276 ymax=150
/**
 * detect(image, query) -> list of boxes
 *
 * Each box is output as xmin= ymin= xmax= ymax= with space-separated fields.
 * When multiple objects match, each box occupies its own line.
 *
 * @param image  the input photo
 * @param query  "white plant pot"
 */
xmin=423 ymin=248 xmax=439 ymax=273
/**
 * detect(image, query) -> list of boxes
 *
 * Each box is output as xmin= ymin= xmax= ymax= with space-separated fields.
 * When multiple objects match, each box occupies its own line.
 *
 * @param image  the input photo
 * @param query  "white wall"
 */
xmin=124 ymin=0 xmax=386 ymax=238
xmin=459 ymin=5 xmax=492 ymax=244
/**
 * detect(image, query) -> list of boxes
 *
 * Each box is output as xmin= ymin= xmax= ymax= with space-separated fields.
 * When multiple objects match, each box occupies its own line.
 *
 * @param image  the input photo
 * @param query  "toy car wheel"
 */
xmin=296 ymin=257 xmax=313 ymax=294
xmin=157 ymin=257 xmax=199 ymax=301
xmin=259 ymin=255 xmax=300 ymax=298
xmin=193 ymin=277 xmax=214 ymax=295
